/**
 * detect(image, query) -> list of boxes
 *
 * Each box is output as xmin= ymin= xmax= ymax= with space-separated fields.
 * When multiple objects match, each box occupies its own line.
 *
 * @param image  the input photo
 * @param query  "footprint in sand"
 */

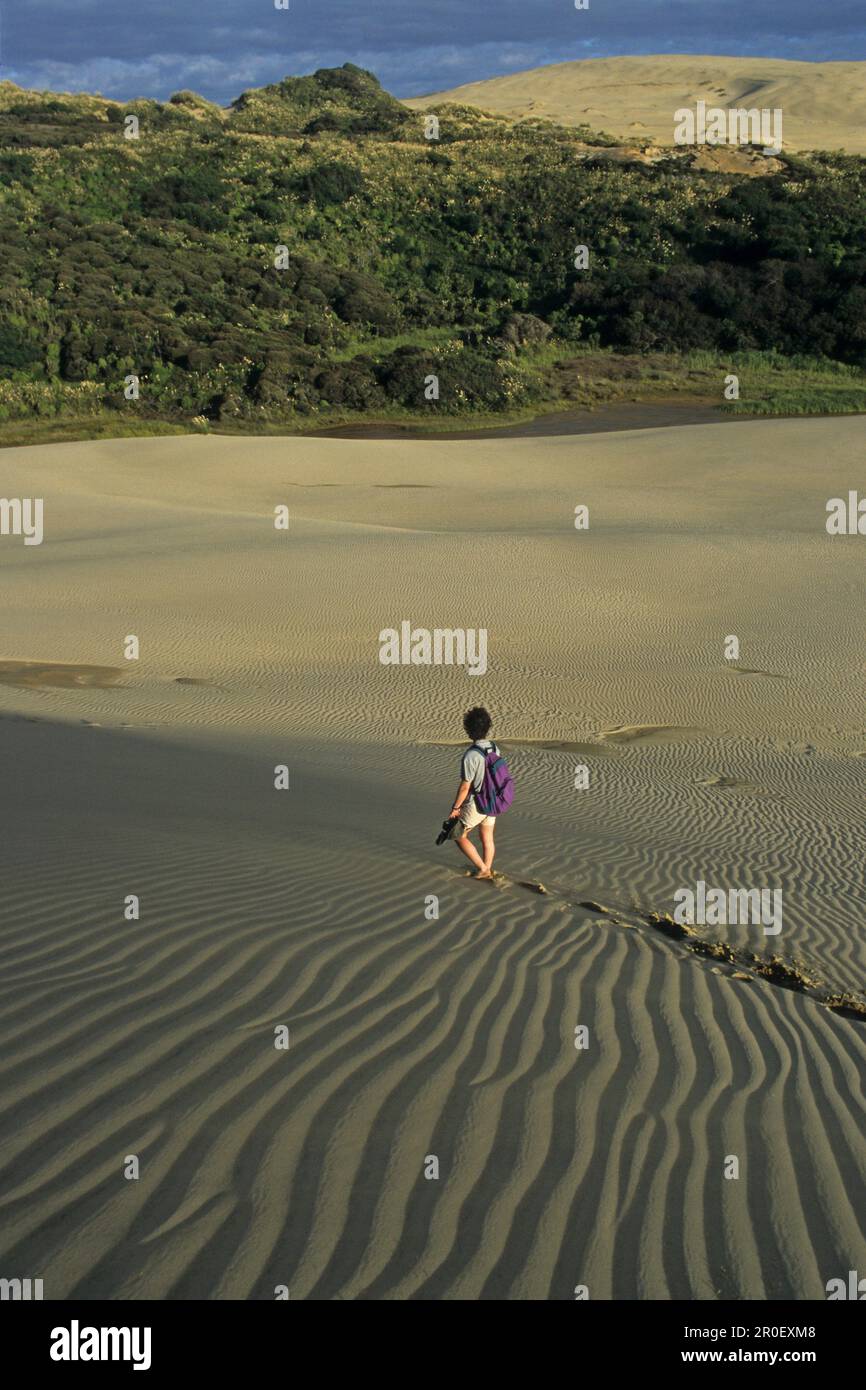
xmin=174 ymin=677 xmax=229 ymax=694
xmin=461 ymin=870 xmax=548 ymax=894
xmin=456 ymin=872 xmax=866 ymax=1026
xmin=698 ymin=773 xmax=757 ymax=791
xmin=727 ymin=666 xmax=784 ymax=679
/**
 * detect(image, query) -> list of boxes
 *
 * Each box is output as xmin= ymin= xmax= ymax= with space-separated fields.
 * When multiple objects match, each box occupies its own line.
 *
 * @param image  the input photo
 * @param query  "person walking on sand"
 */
xmin=448 ymin=706 xmax=513 ymax=879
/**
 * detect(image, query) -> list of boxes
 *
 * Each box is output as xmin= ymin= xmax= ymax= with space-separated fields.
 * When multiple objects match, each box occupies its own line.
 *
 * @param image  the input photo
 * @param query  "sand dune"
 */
xmin=0 ymin=420 xmax=864 ymax=1298
xmin=407 ymin=55 xmax=866 ymax=153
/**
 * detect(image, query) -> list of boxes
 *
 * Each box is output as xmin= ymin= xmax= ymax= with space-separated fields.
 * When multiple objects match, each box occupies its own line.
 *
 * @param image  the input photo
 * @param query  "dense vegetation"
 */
xmin=1 ymin=63 xmax=865 ymax=435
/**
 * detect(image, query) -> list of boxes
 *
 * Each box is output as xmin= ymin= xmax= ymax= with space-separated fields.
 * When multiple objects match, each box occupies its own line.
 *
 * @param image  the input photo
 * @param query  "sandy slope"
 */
xmin=407 ymin=55 xmax=866 ymax=153
xmin=0 ymin=420 xmax=864 ymax=1299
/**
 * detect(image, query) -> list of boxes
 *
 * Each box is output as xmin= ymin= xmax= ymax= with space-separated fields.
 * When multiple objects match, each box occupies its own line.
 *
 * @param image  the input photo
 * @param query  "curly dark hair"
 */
xmin=463 ymin=706 xmax=492 ymax=740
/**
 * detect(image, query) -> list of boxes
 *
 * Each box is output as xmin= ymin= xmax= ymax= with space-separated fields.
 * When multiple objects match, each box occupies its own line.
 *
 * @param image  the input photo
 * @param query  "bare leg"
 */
xmin=454 ymin=831 xmax=487 ymax=875
xmin=479 ymin=821 xmax=496 ymax=874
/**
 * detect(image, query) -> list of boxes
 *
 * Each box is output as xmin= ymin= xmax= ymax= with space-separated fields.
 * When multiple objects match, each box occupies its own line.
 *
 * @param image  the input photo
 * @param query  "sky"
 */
xmin=1 ymin=0 xmax=865 ymax=104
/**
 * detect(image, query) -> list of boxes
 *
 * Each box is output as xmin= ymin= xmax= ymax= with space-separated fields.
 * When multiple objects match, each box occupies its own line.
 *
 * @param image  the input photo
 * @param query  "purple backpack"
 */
xmin=472 ymin=742 xmax=515 ymax=816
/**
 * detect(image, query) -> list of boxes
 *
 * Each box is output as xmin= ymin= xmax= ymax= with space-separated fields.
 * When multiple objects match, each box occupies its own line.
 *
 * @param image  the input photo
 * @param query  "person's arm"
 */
xmin=450 ymin=779 xmax=471 ymax=816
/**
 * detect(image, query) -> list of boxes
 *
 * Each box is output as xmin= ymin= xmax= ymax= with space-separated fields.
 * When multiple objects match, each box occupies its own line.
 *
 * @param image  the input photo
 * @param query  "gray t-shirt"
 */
xmin=461 ymin=739 xmax=494 ymax=798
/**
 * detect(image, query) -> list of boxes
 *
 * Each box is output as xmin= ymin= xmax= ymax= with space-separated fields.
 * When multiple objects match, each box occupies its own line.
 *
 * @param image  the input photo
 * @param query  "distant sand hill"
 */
xmin=407 ymin=55 xmax=866 ymax=153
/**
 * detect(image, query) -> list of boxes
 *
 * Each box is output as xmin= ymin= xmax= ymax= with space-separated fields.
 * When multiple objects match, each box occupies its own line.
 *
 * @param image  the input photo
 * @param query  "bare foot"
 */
xmin=474 ymin=869 xmax=494 ymax=879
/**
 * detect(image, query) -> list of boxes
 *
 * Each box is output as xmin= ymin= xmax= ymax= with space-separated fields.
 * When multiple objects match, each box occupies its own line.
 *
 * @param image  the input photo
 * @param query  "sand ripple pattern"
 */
xmin=1 ymin=423 xmax=865 ymax=1299
xmin=0 ymin=731 xmax=864 ymax=1299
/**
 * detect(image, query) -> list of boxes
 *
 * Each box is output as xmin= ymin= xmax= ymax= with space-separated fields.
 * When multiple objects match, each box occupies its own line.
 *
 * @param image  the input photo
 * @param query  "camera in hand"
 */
xmin=436 ymin=815 xmax=459 ymax=845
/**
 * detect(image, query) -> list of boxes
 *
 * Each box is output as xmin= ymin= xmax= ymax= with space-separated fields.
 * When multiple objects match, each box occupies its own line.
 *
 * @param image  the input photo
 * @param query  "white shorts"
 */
xmin=457 ymin=798 xmax=495 ymax=834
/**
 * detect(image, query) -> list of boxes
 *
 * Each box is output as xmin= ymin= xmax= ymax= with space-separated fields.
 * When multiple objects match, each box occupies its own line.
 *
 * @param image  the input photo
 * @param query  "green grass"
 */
xmin=703 ymin=352 xmax=866 ymax=415
xmin=0 ymin=416 xmax=198 ymax=448
xmin=3 ymin=350 xmax=866 ymax=448
xmin=724 ymin=387 xmax=866 ymax=415
xmin=530 ymin=346 xmax=866 ymax=418
xmin=327 ymin=326 xmax=458 ymax=362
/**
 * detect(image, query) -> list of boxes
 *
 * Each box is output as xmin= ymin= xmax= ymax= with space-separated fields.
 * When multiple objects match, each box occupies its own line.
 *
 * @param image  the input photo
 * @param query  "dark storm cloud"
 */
xmin=2 ymin=1 xmax=865 ymax=102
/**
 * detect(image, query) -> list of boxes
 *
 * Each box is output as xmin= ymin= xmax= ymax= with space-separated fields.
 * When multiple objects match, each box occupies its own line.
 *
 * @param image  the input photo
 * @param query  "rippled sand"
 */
xmin=0 ymin=418 xmax=864 ymax=1299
